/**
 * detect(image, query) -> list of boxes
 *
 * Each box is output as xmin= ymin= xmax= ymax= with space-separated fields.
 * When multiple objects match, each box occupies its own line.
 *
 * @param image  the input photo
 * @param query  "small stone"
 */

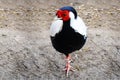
xmin=2 ymin=34 xmax=7 ymax=36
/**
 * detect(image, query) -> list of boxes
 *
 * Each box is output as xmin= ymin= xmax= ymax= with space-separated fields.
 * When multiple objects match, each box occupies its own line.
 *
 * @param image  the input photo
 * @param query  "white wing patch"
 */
xmin=50 ymin=17 xmax=63 ymax=37
xmin=70 ymin=12 xmax=87 ymax=37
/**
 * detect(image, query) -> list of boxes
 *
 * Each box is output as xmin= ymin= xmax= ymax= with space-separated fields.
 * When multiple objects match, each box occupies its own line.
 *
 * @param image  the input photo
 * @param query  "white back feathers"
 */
xmin=50 ymin=12 xmax=87 ymax=37
xmin=50 ymin=17 xmax=63 ymax=37
xmin=70 ymin=12 xmax=87 ymax=37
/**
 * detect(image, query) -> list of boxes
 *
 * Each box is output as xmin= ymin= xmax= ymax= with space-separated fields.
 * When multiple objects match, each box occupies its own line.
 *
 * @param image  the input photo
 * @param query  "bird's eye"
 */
xmin=62 ymin=14 xmax=66 ymax=17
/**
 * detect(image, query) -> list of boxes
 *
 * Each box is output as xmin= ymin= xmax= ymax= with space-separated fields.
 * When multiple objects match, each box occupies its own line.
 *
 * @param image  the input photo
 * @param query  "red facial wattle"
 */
xmin=56 ymin=10 xmax=70 ymax=21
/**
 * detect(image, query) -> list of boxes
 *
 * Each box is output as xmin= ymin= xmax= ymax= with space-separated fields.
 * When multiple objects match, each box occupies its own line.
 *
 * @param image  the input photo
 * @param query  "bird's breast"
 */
xmin=51 ymin=22 xmax=86 ymax=54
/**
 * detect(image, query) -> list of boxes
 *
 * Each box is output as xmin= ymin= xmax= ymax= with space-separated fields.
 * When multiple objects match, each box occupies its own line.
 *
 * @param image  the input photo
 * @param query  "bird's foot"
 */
xmin=63 ymin=63 xmax=74 ymax=77
xmin=63 ymin=55 xmax=75 ymax=77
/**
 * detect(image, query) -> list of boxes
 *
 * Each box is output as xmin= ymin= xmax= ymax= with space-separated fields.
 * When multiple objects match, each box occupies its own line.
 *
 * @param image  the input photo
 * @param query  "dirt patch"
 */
xmin=0 ymin=0 xmax=120 ymax=80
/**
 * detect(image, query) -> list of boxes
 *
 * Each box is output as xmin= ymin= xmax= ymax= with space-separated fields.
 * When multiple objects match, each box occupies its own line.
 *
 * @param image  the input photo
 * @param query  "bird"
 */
xmin=50 ymin=6 xmax=87 ymax=76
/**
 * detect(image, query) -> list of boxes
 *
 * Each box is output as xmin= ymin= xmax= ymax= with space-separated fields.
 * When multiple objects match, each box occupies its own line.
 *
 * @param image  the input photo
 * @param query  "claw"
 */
xmin=63 ymin=54 xmax=75 ymax=77
xmin=65 ymin=62 xmax=71 ymax=77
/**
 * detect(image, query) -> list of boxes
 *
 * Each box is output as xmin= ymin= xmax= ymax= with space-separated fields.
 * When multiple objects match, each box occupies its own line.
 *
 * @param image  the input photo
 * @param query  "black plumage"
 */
xmin=50 ymin=19 xmax=87 ymax=56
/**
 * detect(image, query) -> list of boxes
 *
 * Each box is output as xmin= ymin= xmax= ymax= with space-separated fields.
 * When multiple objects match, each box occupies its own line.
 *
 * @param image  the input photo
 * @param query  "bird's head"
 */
xmin=56 ymin=6 xmax=77 ymax=21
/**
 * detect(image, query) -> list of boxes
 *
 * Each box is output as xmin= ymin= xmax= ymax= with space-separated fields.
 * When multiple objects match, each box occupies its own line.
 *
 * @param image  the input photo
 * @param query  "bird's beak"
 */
xmin=54 ymin=16 xmax=62 ymax=20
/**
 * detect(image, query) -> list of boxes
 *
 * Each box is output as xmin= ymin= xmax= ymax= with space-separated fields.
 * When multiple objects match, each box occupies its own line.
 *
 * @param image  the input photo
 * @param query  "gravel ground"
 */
xmin=0 ymin=0 xmax=120 ymax=80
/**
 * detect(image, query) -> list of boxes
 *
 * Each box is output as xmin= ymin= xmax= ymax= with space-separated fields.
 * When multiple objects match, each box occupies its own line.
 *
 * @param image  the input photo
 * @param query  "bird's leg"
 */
xmin=63 ymin=54 xmax=73 ymax=77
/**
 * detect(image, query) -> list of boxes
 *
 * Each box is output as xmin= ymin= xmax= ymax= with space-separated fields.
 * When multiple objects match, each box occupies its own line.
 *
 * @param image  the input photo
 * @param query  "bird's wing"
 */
xmin=50 ymin=17 xmax=63 ymax=37
xmin=70 ymin=16 xmax=87 ymax=36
